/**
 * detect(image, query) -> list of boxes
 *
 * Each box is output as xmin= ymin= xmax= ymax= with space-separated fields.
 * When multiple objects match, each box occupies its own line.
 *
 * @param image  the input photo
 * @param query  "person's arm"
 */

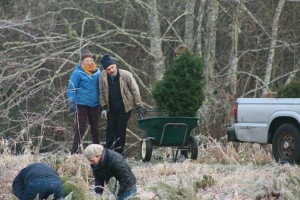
xmin=99 ymin=74 xmax=108 ymax=107
xmin=67 ymin=70 xmax=80 ymax=102
xmin=128 ymin=73 xmax=142 ymax=108
xmin=113 ymin=160 xmax=133 ymax=195
xmin=12 ymin=172 xmax=25 ymax=199
xmin=67 ymin=70 xmax=81 ymax=111
xmin=94 ymin=172 xmax=105 ymax=194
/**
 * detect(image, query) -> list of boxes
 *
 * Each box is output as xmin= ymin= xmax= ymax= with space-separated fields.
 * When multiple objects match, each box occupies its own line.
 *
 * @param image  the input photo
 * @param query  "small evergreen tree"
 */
xmin=277 ymin=81 xmax=300 ymax=98
xmin=152 ymin=51 xmax=205 ymax=116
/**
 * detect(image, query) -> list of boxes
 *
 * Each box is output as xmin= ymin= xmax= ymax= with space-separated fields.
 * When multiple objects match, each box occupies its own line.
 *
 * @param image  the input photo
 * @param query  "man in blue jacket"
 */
xmin=12 ymin=163 xmax=64 ymax=200
xmin=67 ymin=49 xmax=101 ymax=154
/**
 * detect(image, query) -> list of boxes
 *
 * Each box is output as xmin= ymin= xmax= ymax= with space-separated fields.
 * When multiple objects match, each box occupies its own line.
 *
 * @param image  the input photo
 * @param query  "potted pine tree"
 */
xmin=138 ymin=49 xmax=205 ymax=162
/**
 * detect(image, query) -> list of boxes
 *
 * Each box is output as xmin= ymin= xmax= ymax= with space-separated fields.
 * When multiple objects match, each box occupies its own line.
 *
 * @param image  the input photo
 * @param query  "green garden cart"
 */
xmin=137 ymin=116 xmax=199 ymax=162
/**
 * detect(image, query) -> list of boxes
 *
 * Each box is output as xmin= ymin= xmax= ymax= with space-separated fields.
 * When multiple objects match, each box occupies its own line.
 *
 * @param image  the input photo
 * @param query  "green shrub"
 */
xmin=277 ymin=81 xmax=300 ymax=98
xmin=61 ymin=176 xmax=87 ymax=200
xmin=152 ymin=51 xmax=205 ymax=116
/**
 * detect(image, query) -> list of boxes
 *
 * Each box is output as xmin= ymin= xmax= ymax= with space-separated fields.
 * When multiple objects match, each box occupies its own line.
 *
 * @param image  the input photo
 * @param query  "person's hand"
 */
xmin=101 ymin=110 xmax=107 ymax=120
xmin=68 ymin=101 xmax=76 ymax=112
xmin=137 ymin=107 xmax=147 ymax=116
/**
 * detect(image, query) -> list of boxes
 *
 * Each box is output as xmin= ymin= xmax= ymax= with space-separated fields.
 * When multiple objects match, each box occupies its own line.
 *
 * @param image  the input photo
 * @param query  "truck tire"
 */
xmin=141 ymin=138 xmax=152 ymax=162
xmin=272 ymin=123 xmax=300 ymax=164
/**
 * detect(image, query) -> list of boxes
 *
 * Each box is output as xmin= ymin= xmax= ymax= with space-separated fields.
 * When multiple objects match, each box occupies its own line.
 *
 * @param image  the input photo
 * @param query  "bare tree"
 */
xmin=1 ymin=0 xmax=300 ymax=147
xmin=204 ymin=0 xmax=219 ymax=86
xmin=184 ymin=0 xmax=196 ymax=49
xmin=263 ymin=0 xmax=286 ymax=96
xmin=228 ymin=3 xmax=241 ymax=97
xmin=195 ymin=0 xmax=207 ymax=57
xmin=144 ymin=0 xmax=165 ymax=80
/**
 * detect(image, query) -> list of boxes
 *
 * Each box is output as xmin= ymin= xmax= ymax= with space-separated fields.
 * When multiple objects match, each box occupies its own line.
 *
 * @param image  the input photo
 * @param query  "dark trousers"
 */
xmin=118 ymin=185 xmax=137 ymax=200
xmin=106 ymin=109 xmax=131 ymax=155
xmin=71 ymin=105 xmax=100 ymax=154
xmin=22 ymin=177 xmax=64 ymax=200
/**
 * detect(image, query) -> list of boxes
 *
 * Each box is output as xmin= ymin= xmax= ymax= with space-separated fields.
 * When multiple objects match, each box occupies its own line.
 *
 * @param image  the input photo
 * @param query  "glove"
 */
xmin=137 ymin=107 xmax=147 ymax=116
xmin=68 ymin=101 xmax=76 ymax=112
xmin=101 ymin=110 xmax=107 ymax=120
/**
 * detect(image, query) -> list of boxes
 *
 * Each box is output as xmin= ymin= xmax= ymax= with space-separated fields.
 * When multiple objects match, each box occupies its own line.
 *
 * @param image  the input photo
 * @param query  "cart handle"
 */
xmin=160 ymin=123 xmax=188 ymax=146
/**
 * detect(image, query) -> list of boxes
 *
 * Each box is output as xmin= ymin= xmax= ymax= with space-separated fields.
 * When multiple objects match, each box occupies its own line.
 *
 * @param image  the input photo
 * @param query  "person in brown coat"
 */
xmin=99 ymin=55 xmax=146 ymax=155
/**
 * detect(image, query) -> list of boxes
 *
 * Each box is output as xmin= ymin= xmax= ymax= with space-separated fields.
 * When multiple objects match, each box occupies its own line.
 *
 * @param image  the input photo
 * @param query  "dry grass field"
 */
xmin=1 ymin=140 xmax=299 ymax=200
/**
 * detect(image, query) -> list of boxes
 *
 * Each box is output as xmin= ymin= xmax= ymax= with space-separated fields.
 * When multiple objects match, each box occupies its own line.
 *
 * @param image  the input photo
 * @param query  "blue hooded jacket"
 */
xmin=67 ymin=63 xmax=100 ymax=107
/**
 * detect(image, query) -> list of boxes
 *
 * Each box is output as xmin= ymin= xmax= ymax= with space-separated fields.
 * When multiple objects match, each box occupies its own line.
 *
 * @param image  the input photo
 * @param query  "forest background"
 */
xmin=1 ymin=0 xmax=300 ymax=156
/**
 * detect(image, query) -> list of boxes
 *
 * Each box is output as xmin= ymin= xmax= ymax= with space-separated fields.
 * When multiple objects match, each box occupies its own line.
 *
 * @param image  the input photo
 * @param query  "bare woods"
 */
xmin=1 ymin=0 xmax=300 ymax=153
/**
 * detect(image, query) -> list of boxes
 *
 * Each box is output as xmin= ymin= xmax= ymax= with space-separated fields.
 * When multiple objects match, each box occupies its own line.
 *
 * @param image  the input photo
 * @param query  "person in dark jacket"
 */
xmin=12 ymin=163 xmax=64 ymax=200
xmin=83 ymin=144 xmax=137 ymax=200
xmin=67 ymin=49 xmax=101 ymax=154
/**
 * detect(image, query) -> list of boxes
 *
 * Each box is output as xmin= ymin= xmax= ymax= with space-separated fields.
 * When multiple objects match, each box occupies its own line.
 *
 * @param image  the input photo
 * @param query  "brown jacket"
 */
xmin=99 ymin=68 xmax=142 ymax=113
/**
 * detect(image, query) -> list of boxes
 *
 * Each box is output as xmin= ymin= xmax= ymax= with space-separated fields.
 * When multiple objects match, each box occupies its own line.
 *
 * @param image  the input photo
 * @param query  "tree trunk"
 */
xmin=285 ymin=60 xmax=300 ymax=86
xmin=184 ymin=0 xmax=196 ymax=49
xmin=263 ymin=0 xmax=286 ymax=96
xmin=195 ymin=0 xmax=207 ymax=57
xmin=146 ymin=0 xmax=165 ymax=81
xmin=205 ymin=0 xmax=219 ymax=85
xmin=228 ymin=4 xmax=241 ymax=97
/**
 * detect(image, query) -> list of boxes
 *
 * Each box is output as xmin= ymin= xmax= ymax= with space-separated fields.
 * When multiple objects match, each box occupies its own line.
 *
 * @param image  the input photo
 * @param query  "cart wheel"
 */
xmin=172 ymin=148 xmax=180 ymax=162
xmin=141 ymin=138 xmax=152 ymax=162
xmin=188 ymin=136 xmax=198 ymax=160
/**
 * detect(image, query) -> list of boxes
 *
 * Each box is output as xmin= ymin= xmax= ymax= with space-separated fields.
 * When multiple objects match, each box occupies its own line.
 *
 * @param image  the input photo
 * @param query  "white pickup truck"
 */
xmin=226 ymin=98 xmax=300 ymax=163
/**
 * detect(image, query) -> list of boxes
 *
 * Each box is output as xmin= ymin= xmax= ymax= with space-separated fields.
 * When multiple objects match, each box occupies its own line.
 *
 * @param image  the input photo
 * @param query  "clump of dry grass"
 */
xmin=134 ymin=161 xmax=300 ymax=199
xmin=197 ymin=138 xmax=273 ymax=165
xmin=0 ymin=150 xmax=34 ymax=199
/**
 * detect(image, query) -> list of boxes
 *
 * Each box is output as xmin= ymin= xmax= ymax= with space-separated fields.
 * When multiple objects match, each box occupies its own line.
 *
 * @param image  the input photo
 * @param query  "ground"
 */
xmin=1 ymin=143 xmax=299 ymax=200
